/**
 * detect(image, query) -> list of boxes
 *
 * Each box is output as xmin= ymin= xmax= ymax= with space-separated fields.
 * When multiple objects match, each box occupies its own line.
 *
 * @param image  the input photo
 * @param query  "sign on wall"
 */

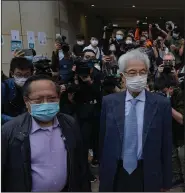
xmin=27 ymin=31 xmax=35 ymax=49
xmin=38 ymin=32 xmax=47 ymax=45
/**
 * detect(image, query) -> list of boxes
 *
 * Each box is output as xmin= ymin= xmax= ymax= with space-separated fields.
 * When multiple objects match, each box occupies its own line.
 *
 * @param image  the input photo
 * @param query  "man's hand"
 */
xmin=170 ymin=44 xmax=177 ymax=51
xmin=155 ymin=24 xmax=161 ymax=30
xmin=102 ymin=55 xmax=112 ymax=63
xmin=72 ymin=65 xmax=76 ymax=72
xmin=153 ymin=40 xmax=157 ymax=47
xmin=180 ymin=38 xmax=185 ymax=46
xmin=149 ymin=24 xmax=152 ymax=30
xmin=158 ymin=64 xmax=164 ymax=73
xmin=55 ymin=42 xmax=62 ymax=50
xmin=60 ymin=84 xmax=66 ymax=94
xmin=79 ymin=75 xmax=92 ymax=84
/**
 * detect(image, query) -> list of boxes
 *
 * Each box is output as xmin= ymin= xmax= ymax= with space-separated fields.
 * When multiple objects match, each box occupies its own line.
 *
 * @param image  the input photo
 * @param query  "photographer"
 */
xmin=153 ymin=36 xmax=169 ymax=66
xmin=165 ymin=22 xmax=184 ymax=70
xmin=135 ymin=22 xmax=153 ymax=42
xmin=51 ymin=35 xmax=67 ymax=73
xmin=154 ymin=74 xmax=184 ymax=191
xmin=58 ymin=44 xmax=75 ymax=83
xmin=137 ymin=35 xmax=155 ymax=73
xmin=59 ymin=57 xmax=102 ymax=184
xmin=73 ymin=34 xmax=86 ymax=57
xmin=110 ymin=30 xmax=126 ymax=59
xmin=120 ymin=35 xmax=137 ymax=54
xmin=155 ymin=52 xmax=179 ymax=82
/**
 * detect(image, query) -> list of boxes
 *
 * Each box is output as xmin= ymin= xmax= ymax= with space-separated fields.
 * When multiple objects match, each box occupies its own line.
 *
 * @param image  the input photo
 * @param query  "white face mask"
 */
xmin=77 ymin=40 xmax=84 ymax=46
xmin=91 ymin=40 xmax=98 ymax=47
xmin=14 ymin=76 xmax=27 ymax=87
xmin=109 ymin=44 xmax=116 ymax=52
xmin=125 ymin=40 xmax=132 ymax=44
xmin=172 ymin=33 xmax=179 ymax=39
xmin=125 ymin=75 xmax=147 ymax=92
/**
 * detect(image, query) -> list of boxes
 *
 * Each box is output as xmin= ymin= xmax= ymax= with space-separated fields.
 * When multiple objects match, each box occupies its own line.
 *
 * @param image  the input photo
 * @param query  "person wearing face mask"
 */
xmin=165 ymin=28 xmax=184 ymax=70
xmin=83 ymin=36 xmax=103 ymax=60
xmin=111 ymin=30 xmax=125 ymax=59
xmin=73 ymin=34 xmax=86 ymax=57
xmin=99 ymin=50 xmax=172 ymax=192
xmin=59 ymin=44 xmax=75 ymax=84
xmin=154 ymin=74 xmax=184 ymax=191
xmin=121 ymin=35 xmax=136 ymax=53
xmin=153 ymin=36 xmax=169 ymax=66
xmin=1 ymin=57 xmax=34 ymax=125
xmin=1 ymin=75 xmax=90 ymax=192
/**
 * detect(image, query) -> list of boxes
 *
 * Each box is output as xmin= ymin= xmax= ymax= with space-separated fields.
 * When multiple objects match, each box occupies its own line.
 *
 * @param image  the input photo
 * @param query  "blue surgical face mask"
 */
xmin=25 ymin=56 xmax=33 ymax=61
xmin=116 ymin=35 xmax=123 ymax=41
xmin=30 ymin=102 xmax=59 ymax=122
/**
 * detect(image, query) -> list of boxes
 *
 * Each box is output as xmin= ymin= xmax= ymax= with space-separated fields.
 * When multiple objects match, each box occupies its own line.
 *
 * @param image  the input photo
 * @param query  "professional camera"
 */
xmin=102 ymin=65 xmax=121 ymax=94
xmin=165 ymin=21 xmax=175 ymax=31
xmin=136 ymin=20 xmax=148 ymax=28
xmin=74 ymin=58 xmax=100 ymax=77
xmin=64 ymin=82 xmax=80 ymax=94
xmin=163 ymin=60 xmax=174 ymax=74
xmin=56 ymin=35 xmax=67 ymax=45
xmin=33 ymin=56 xmax=52 ymax=77
xmin=104 ymin=23 xmax=119 ymax=32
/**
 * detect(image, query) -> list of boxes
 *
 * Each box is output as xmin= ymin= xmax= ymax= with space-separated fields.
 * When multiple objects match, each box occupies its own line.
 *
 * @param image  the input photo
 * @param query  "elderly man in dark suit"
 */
xmin=99 ymin=50 xmax=172 ymax=192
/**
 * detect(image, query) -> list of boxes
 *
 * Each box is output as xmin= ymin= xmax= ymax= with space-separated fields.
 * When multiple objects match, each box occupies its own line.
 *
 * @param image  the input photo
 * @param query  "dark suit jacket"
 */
xmin=99 ymin=90 xmax=172 ymax=192
xmin=1 ymin=113 xmax=91 ymax=192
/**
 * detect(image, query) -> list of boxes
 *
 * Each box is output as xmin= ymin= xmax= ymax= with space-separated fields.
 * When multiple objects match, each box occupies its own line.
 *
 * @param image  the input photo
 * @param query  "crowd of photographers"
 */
xmin=1 ymin=20 xmax=184 ymax=191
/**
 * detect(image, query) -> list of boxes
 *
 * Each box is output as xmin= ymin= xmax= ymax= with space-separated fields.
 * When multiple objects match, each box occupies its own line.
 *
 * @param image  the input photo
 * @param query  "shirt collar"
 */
xmin=126 ymin=89 xmax=146 ymax=102
xmin=31 ymin=117 xmax=60 ymax=134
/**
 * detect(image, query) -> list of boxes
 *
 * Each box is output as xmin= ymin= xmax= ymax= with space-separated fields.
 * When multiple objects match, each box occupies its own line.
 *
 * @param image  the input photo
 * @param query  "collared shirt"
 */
xmin=29 ymin=117 xmax=67 ymax=192
xmin=125 ymin=89 xmax=146 ymax=159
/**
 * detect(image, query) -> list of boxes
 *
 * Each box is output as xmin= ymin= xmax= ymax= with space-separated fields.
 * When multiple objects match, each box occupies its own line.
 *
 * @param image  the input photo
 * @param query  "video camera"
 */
xmin=163 ymin=60 xmax=175 ymax=74
xmin=33 ymin=56 xmax=52 ymax=77
xmin=103 ymin=65 xmax=122 ymax=92
xmin=56 ymin=35 xmax=70 ymax=53
xmin=74 ymin=58 xmax=100 ymax=77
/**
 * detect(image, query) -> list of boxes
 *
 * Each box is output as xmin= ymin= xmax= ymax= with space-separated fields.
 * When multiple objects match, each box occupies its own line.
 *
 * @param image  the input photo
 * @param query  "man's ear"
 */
xmin=10 ymin=71 xmax=14 ymax=77
xmin=23 ymin=97 xmax=29 ymax=109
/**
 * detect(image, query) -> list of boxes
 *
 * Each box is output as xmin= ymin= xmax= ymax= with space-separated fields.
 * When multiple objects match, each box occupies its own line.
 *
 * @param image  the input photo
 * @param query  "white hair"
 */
xmin=163 ymin=52 xmax=175 ymax=60
xmin=118 ymin=49 xmax=150 ymax=73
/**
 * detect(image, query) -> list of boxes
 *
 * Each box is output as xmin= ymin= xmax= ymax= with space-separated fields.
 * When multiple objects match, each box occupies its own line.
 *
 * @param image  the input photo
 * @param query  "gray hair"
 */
xmin=163 ymin=52 xmax=175 ymax=60
xmin=118 ymin=50 xmax=150 ymax=73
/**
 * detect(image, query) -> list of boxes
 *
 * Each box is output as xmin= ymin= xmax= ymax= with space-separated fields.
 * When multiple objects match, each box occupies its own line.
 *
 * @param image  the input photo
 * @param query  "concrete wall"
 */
xmin=1 ymin=0 xmax=87 ymax=75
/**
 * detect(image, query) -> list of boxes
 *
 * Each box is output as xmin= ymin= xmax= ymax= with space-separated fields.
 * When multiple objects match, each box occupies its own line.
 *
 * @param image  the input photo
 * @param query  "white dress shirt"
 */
xmin=125 ymin=89 xmax=146 ymax=159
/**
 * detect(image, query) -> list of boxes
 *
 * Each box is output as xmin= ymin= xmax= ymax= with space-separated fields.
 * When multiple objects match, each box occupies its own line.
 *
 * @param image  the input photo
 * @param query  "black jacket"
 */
xmin=1 ymin=113 xmax=91 ymax=192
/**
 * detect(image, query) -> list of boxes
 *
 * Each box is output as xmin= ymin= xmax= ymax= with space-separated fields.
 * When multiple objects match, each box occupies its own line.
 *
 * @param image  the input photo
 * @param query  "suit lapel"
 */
xmin=113 ymin=92 xmax=126 ymax=143
xmin=142 ymin=91 xmax=158 ymax=148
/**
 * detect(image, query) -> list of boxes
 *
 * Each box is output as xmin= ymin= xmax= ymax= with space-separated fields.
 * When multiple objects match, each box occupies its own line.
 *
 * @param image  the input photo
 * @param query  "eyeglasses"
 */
xmin=124 ymin=70 xmax=148 ymax=77
xmin=28 ymin=97 xmax=58 ymax=104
